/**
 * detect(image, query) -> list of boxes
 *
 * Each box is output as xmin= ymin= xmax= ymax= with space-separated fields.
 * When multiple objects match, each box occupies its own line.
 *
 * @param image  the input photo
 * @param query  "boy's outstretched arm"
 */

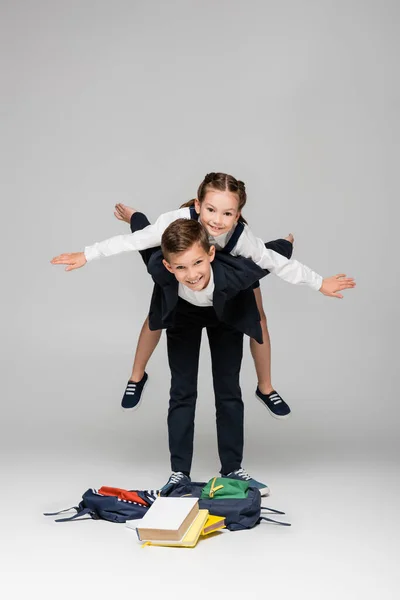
xmin=319 ymin=274 xmax=356 ymax=298
xmin=51 ymin=252 xmax=86 ymax=271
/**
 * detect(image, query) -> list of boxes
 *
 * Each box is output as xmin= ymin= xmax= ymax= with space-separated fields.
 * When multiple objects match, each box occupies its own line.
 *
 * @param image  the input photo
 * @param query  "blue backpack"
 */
xmin=44 ymin=487 xmax=158 ymax=523
xmin=44 ymin=480 xmax=290 ymax=529
xmin=165 ymin=480 xmax=290 ymax=531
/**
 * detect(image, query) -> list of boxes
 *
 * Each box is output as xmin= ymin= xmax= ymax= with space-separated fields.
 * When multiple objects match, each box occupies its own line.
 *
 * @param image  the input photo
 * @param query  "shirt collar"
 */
xmin=198 ymin=218 xmax=235 ymax=250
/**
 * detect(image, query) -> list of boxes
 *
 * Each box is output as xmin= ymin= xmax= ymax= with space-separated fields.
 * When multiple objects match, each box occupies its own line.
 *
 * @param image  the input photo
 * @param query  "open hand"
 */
xmin=319 ymin=274 xmax=356 ymax=298
xmin=50 ymin=252 xmax=87 ymax=272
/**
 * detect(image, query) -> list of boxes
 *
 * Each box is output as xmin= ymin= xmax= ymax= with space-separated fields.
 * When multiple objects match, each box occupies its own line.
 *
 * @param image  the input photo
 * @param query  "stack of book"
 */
xmin=126 ymin=497 xmax=225 ymax=548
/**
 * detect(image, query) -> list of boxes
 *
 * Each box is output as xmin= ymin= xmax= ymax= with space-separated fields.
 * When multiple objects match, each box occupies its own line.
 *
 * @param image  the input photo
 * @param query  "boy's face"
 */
xmin=162 ymin=242 xmax=215 ymax=291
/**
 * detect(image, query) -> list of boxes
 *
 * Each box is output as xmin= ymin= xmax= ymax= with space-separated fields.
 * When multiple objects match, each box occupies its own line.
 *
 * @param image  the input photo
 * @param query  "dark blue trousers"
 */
xmin=166 ymin=299 xmax=244 ymax=475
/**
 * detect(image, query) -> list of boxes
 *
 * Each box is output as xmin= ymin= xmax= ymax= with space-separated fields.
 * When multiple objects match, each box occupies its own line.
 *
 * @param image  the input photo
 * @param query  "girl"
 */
xmin=52 ymin=172 xmax=354 ymax=418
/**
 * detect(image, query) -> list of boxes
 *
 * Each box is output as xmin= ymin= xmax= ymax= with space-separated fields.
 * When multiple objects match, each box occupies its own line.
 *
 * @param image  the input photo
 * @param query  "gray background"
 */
xmin=1 ymin=0 xmax=399 ymax=595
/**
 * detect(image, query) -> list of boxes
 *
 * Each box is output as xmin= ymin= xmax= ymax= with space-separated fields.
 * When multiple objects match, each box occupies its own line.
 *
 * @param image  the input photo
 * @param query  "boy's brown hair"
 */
xmin=161 ymin=219 xmax=211 ymax=259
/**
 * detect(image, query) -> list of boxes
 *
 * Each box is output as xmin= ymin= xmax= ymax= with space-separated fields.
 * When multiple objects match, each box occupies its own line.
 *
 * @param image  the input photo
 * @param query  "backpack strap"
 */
xmin=43 ymin=506 xmax=78 ymax=516
xmin=43 ymin=506 xmax=94 ymax=522
xmin=260 ymin=506 xmax=291 ymax=526
xmin=260 ymin=516 xmax=291 ymax=527
xmin=261 ymin=506 xmax=286 ymax=515
xmin=54 ymin=508 xmax=94 ymax=522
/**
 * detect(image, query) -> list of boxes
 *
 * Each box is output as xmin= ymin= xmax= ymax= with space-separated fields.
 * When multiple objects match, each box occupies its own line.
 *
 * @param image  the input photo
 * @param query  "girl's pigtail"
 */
xmin=180 ymin=199 xmax=196 ymax=209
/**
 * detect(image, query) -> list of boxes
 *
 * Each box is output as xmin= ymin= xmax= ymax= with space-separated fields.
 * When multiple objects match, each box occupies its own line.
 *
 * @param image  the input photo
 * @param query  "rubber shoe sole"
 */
xmin=258 ymin=485 xmax=271 ymax=497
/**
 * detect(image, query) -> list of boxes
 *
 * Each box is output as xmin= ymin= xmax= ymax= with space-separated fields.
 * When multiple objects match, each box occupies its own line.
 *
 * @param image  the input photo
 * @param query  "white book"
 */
xmin=125 ymin=519 xmax=143 ymax=531
xmin=134 ymin=497 xmax=199 ymax=542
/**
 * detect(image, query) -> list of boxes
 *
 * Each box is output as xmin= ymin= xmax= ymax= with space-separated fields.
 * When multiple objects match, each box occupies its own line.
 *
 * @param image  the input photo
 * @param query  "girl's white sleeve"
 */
xmin=84 ymin=207 xmax=191 ymax=261
xmin=233 ymin=226 xmax=323 ymax=291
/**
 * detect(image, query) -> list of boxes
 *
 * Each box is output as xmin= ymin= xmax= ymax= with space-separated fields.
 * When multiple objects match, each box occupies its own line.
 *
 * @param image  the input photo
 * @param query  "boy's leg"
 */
xmin=207 ymin=322 xmax=271 ymax=495
xmin=166 ymin=324 xmax=203 ymax=476
xmin=206 ymin=323 xmax=244 ymax=475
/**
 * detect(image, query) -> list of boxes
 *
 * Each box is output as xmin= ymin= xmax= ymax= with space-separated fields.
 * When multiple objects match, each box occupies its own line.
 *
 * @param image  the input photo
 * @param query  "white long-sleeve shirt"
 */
xmin=84 ymin=207 xmax=323 ymax=291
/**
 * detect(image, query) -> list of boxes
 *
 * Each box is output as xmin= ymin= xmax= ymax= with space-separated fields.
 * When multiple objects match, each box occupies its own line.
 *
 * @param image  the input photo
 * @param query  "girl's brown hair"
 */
xmin=180 ymin=172 xmax=248 ymax=224
xmin=161 ymin=218 xmax=211 ymax=259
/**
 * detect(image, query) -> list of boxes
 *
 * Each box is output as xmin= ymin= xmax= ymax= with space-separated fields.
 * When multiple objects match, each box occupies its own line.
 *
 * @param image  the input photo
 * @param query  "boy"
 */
xmin=51 ymin=216 xmax=355 ymax=494
xmin=130 ymin=214 xmax=277 ymax=495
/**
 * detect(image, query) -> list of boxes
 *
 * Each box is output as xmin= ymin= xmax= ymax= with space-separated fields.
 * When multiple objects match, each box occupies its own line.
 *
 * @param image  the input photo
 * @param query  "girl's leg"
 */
xmin=118 ymin=206 xmax=161 ymax=409
xmin=129 ymin=316 xmax=162 ymax=382
xmin=250 ymin=287 xmax=292 ymax=419
xmin=114 ymin=203 xmax=135 ymax=223
xmin=121 ymin=316 xmax=161 ymax=410
xmin=249 ymin=287 xmax=273 ymax=395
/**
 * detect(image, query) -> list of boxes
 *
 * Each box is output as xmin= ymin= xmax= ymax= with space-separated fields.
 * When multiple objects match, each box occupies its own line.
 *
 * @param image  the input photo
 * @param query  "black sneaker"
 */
xmin=121 ymin=372 xmax=148 ymax=410
xmin=255 ymin=388 xmax=291 ymax=419
xmin=222 ymin=468 xmax=270 ymax=496
xmin=160 ymin=471 xmax=191 ymax=494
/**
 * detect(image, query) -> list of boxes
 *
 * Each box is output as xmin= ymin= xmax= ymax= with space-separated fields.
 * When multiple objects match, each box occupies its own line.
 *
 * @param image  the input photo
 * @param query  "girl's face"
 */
xmin=195 ymin=190 xmax=240 ymax=237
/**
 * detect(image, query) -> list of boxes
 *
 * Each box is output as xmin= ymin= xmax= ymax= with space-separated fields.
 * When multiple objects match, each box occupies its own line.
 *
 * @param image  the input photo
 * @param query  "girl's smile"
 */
xmin=195 ymin=191 xmax=240 ymax=237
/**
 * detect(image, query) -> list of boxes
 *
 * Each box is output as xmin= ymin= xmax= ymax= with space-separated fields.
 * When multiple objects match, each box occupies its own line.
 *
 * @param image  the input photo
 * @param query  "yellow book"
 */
xmin=142 ymin=509 xmax=209 ymax=548
xmin=201 ymin=514 xmax=226 ymax=536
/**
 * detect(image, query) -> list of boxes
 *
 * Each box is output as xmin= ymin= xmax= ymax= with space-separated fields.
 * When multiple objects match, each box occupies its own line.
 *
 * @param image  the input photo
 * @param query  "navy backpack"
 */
xmin=165 ymin=480 xmax=290 ymax=530
xmin=44 ymin=486 xmax=158 ymax=523
xmin=44 ymin=480 xmax=290 ymax=529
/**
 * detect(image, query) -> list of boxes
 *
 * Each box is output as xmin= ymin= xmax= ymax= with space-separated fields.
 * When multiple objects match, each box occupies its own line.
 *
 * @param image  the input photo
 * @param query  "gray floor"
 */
xmin=2 ymin=343 xmax=398 ymax=596
xmin=2 ymin=435 xmax=398 ymax=597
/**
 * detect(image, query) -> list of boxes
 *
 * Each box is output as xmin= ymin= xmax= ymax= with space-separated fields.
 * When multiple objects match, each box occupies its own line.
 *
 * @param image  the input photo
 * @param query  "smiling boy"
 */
xmin=145 ymin=217 xmax=272 ymax=493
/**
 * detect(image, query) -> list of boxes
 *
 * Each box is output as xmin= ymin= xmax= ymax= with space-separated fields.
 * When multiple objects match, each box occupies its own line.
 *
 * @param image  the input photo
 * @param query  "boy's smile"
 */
xmin=162 ymin=242 xmax=216 ymax=290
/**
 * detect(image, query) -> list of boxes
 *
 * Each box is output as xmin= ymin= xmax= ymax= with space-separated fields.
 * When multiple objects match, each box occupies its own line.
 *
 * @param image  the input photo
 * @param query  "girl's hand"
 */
xmin=50 ymin=252 xmax=87 ymax=271
xmin=319 ymin=274 xmax=356 ymax=298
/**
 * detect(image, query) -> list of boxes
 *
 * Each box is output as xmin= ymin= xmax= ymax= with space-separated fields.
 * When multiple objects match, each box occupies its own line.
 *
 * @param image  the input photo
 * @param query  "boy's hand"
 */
xmin=319 ymin=274 xmax=356 ymax=298
xmin=50 ymin=252 xmax=87 ymax=271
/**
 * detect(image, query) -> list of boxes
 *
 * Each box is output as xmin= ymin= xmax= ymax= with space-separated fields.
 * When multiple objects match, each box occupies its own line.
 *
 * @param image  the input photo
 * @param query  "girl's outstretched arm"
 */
xmin=84 ymin=207 xmax=189 ymax=261
xmin=233 ymin=226 xmax=355 ymax=295
xmin=50 ymin=207 xmax=190 ymax=271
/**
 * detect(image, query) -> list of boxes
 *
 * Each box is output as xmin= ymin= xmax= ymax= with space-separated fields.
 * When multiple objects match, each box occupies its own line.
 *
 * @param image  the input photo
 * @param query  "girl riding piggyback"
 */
xmin=51 ymin=172 xmax=355 ymax=418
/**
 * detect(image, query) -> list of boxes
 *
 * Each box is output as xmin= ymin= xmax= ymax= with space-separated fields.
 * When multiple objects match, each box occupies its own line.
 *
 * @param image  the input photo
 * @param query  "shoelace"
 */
xmin=168 ymin=472 xmax=186 ymax=484
xmin=269 ymin=392 xmax=282 ymax=405
xmin=232 ymin=468 xmax=252 ymax=481
xmin=125 ymin=382 xmax=137 ymax=396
